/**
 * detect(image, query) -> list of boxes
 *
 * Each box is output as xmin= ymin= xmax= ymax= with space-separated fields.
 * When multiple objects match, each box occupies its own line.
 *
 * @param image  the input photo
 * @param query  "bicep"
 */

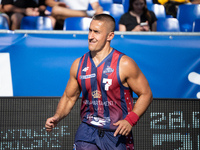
xmin=120 ymin=56 xmax=151 ymax=96
xmin=63 ymin=58 xmax=81 ymax=102
xmin=128 ymin=69 xmax=150 ymax=97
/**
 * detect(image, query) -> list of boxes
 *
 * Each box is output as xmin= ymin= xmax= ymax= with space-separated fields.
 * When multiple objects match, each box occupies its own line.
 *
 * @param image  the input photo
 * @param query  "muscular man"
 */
xmin=45 ymin=0 xmax=103 ymax=29
xmin=45 ymin=14 xmax=153 ymax=150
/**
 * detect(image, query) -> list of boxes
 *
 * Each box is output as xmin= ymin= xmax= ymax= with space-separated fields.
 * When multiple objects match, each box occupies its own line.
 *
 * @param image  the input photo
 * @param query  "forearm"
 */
xmin=151 ymin=21 xmax=157 ymax=31
xmin=132 ymin=92 xmax=153 ymax=117
xmin=3 ymin=4 xmax=26 ymax=14
xmin=91 ymin=2 xmax=103 ymax=14
xmin=45 ymin=0 xmax=59 ymax=7
xmin=54 ymin=92 xmax=79 ymax=121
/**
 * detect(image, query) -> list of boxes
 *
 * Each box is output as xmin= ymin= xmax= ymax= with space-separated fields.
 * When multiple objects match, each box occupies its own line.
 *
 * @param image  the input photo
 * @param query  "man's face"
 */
xmin=88 ymin=20 xmax=109 ymax=52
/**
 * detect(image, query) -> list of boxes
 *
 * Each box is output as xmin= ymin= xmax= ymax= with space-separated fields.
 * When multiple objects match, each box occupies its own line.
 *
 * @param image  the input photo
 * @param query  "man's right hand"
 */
xmin=45 ymin=117 xmax=59 ymax=132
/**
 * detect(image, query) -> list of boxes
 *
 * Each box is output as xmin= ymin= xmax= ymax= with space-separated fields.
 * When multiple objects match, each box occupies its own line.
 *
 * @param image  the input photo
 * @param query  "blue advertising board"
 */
xmin=0 ymin=32 xmax=200 ymax=98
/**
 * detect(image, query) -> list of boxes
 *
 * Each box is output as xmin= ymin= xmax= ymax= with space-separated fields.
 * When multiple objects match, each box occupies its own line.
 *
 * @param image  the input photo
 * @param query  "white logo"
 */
xmin=103 ymin=78 xmax=112 ymax=91
xmin=80 ymin=73 xmax=96 ymax=79
xmin=82 ymin=67 xmax=89 ymax=72
xmin=188 ymin=72 xmax=200 ymax=98
xmin=103 ymin=66 xmax=114 ymax=75
xmin=87 ymin=115 xmax=110 ymax=126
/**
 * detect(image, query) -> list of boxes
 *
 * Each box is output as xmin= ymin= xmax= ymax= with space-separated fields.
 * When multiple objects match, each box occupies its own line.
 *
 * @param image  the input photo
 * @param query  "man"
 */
xmin=45 ymin=14 xmax=153 ymax=150
xmin=1 ymin=0 xmax=48 ymax=30
xmin=45 ymin=0 xmax=103 ymax=29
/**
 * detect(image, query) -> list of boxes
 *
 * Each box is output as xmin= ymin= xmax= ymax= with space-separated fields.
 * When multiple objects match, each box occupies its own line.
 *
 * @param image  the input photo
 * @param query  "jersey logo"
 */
xmin=82 ymin=67 xmax=89 ymax=72
xmin=92 ymin=90 xmax=102 ymax=98
xmin=103 ymin=78 xmax=112 ymax=91
xmin=103 ymin=66 xmax=114 ymax=75
xmin=80 ymin=73 xmax=96 ymax=79
xmin=87 ymin=115 xmax=111 ymax=127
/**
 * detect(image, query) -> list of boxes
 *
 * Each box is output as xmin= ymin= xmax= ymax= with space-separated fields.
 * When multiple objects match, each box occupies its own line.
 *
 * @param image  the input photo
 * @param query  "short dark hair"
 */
xmin=92 ymin=14 xmax=115 ymax=32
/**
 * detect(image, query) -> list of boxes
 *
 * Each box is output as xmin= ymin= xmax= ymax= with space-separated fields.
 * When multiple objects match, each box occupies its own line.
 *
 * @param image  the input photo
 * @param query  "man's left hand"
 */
xmin=113 ymin=120 xmax=132 ymax=137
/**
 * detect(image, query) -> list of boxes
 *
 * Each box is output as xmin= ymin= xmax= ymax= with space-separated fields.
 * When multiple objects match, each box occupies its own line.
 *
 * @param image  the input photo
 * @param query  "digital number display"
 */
xmin=132 ymin=99 xmax=200 ymax=150
xmin=0 ymin=98 xmax=199 ymax=150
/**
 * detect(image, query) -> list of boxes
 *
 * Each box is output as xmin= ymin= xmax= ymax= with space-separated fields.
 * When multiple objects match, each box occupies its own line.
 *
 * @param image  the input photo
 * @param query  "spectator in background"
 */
xmin=1 ymin=0 xmax=50 ymax=30
xmin=45 ymin=0 xmax=103 ymax=29
xmin=160 ymin=0 xmax=200 ymax=18
xmin=0 ymin=0 xmax=10 ymax=26
xmin=119 ymin=0 xmax=157 ymax=32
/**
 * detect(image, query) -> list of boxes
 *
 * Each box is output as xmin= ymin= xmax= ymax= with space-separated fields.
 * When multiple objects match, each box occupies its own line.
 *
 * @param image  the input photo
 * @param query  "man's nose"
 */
xmin=88 ymin=31 xmax=94 ymax=39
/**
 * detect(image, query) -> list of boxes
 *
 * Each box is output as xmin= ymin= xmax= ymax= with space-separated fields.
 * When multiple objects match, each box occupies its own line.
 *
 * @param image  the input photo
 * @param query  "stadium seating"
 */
xmin=146 ymin=0 xmax=153 ymax=4
xmin=63 ymin=17 xmax=92 ymax=31
xmin=123 ymin=0 xmax=129 ymax=13
xmin=20 ymin=16 xmax=53 ymax=30
xmin=88 ymin=0 xmax=113 ymax=11
xmin=0 ymin=15 xmax=9 ymax=30
xmin=157 ymin=18 xmax=180 ymax=32
xmin=113 ymin=0 xmax=123 ymax=3
xmin=148 ymin=4 xmax=166 ymax=19
xmin=177 ymin=4 xmax=200 ymax=32
xmin=109 ymin=3 xmax=125 ymax=30
xmin=192 ymin=18 xmax=200 ymax=32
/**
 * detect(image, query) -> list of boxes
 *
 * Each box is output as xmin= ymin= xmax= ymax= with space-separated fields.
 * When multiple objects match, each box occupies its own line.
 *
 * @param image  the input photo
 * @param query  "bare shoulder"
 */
xmin=120 ymin=55 xmax=140 ymax=76
xmin=70 ymin=57 xmax=81 ymax=77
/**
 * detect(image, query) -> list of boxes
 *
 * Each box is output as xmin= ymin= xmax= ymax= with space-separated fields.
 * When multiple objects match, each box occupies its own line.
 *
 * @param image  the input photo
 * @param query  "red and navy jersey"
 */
xmin=77 ymin=49 xmax=134 ymax=131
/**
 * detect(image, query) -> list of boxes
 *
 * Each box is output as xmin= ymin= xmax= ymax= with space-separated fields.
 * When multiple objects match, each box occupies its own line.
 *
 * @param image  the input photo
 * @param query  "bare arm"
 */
xmin=3 ymin=4 xmax=26 ymax=14
xmin=121 ymin=55 xmax=153 ymax=117
xmin=119 ymin=23 xmax=145 ymax=32
xmin=119 ymin=24 xmax=126 ymax=31
xmin=151 ymin=21 xmax=157 ymax=31
xmin=45 ymin=58 xmax=81 ymax=132
xmin=191 ymin=0 xmax=200 ymax=4
xmin=3 ymin=4 xmax=40 ymax=16
xmin=114 ymin=55 xmax=153 ymax=136
xmin=91 ymin=2 xmax=103 ymax=14
xmin=45 ymin=0 xmax=60 ymax=7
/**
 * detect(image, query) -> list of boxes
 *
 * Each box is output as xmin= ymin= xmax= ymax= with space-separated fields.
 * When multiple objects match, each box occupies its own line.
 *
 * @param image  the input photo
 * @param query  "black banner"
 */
xmin=0 ymin=97 xmax=199 ymax=150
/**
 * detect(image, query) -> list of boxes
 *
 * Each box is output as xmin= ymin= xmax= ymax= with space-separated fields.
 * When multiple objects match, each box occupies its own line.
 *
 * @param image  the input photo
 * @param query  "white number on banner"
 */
xmin=0 ymin=53 xmax=13 ymax=96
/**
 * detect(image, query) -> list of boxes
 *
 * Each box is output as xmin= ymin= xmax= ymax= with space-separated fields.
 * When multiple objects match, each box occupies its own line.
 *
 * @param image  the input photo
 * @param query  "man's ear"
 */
xmin=107 ymin=32 xmax=114 ymax=41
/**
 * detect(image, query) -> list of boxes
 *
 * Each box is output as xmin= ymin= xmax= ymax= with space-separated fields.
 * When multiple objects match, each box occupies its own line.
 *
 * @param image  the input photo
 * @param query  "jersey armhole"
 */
xmin=117 ymin=54 xmax=129 ymax=90
xmin=76 ymin=56 xmax=84 ymax=79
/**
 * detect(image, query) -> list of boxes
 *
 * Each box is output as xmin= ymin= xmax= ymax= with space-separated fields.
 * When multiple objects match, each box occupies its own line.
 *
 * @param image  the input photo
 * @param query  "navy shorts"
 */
xmin=74 ymin=122 xmax=134 ymax=150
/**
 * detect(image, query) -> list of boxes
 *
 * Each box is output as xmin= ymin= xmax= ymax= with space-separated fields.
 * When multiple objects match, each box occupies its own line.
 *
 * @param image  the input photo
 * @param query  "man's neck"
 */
xmin=91 ymin=46 xmax=113 ymax=67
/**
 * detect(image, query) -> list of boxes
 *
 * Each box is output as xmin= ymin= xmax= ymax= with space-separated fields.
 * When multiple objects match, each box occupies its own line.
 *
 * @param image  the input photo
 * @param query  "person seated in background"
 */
xmin=0 ymin=1 xmax=10 ymax=26
xmin=159 ymin=0 xmax=200 ymax=18
xmin=119 ymin=0 xmax=157 ymax=32
xmin=1 ymin=0 xmax=50 ymax=30
xmin=45 ymin=0 xmax=103 ymax=29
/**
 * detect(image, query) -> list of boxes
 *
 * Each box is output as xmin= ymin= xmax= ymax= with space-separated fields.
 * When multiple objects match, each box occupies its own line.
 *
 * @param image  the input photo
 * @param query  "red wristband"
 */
xmin=124 ymin=112 xmax=139 ymax=127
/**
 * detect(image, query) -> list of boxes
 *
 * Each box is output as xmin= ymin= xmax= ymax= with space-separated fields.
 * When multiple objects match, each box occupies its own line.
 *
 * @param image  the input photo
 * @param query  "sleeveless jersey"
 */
xmin=77 ymin=49 xmax=134 ymax=131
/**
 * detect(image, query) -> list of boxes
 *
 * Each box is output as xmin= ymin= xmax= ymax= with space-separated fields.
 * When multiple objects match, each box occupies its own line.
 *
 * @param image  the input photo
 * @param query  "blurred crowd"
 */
xmin=0 ymin=0 xmax=199 ymax=31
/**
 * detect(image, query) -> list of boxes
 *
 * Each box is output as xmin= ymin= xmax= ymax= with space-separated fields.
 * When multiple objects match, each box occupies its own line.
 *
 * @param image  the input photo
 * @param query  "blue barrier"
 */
xmin=0 ymin=31 xmax=200 ymax=98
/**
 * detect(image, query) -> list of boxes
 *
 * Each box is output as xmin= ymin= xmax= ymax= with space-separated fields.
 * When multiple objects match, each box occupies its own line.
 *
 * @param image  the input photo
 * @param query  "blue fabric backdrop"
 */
xmin=0 ymin=33 xmax=200 ymax=98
